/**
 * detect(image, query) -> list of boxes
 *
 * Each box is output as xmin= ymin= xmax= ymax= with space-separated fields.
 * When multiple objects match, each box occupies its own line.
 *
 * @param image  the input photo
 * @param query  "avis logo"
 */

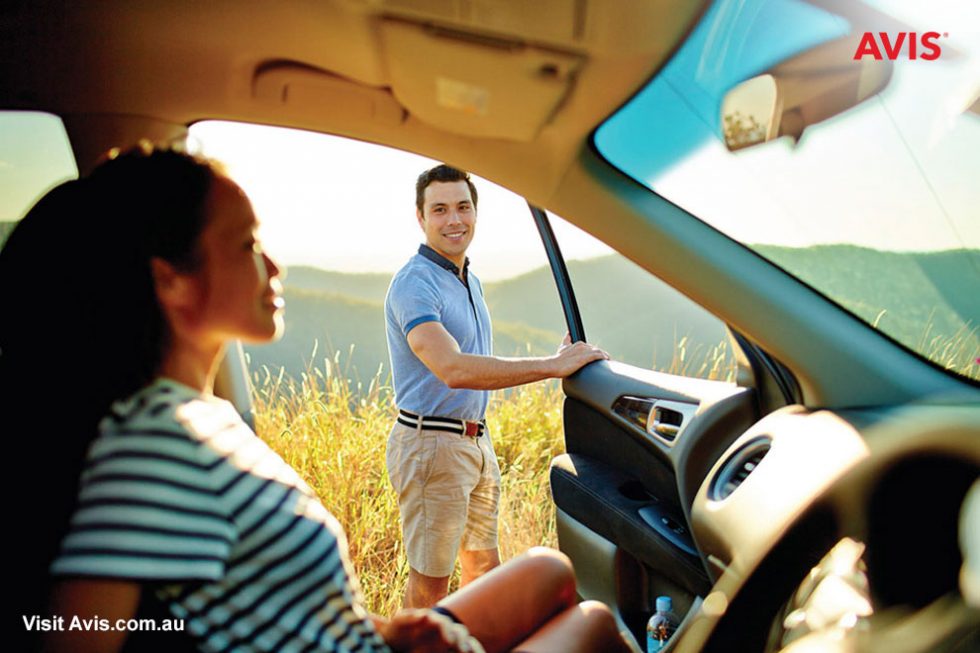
xmin=853 ymin=32 xmax=946 ymax=60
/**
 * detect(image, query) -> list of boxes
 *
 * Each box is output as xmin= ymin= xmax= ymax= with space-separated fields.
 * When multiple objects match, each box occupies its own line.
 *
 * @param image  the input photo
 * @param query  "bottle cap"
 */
xmin=656 ymin=596 xmax=672 ymax=612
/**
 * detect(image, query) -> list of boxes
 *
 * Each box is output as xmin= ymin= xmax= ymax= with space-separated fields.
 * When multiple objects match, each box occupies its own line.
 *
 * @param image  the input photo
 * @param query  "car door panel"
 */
xmin=550 ymin=356 xmax=758 ymax=638
xmin=550 ymin=452 xmax=708 ymax=594
xmin=529 ymin=203 xmax=764 ymax=639
xmin=561 ymin=362 xmax=757 ymax=507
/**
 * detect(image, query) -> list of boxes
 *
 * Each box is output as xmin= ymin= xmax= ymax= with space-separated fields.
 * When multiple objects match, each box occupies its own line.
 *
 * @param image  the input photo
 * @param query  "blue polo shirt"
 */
xmin=385 ymin=244 xmax=493 ymax=420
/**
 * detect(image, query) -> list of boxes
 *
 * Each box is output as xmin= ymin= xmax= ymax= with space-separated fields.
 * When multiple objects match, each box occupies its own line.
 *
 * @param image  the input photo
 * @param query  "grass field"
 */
xmin=251 ymin=364 xmax=565 ymax=616
xmin=250 ymin=344 xmax=737 ymax=616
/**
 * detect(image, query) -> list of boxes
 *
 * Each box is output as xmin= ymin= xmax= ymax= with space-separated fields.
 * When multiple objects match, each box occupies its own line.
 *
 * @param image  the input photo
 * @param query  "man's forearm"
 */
xmin=407 ymin=322 xmax=607 ymax=390
xmin=441 ymin=353 xmax=559 ymax=390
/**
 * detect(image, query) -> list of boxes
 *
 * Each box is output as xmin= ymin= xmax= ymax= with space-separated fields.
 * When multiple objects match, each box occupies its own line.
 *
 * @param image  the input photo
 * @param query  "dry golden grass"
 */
xmin=920 ymin=323 xmax=980 ymax=381
xmin=250 ymin=347 xmax=737 ymax=616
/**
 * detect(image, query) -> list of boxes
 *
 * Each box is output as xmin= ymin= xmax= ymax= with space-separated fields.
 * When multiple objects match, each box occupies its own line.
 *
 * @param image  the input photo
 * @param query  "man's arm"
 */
xmin=407 ymin=323 xmax=608 ymax=390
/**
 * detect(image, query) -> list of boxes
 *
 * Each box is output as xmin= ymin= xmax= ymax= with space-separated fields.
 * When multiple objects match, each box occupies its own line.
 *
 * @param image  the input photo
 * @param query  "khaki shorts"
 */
xmin=385 ymin=420 xmax=502 ymax=577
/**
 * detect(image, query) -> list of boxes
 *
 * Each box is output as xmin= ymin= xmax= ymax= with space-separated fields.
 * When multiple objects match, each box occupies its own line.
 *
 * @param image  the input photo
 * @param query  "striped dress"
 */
xmin=51 ymin=377 xmax=391 ymax=653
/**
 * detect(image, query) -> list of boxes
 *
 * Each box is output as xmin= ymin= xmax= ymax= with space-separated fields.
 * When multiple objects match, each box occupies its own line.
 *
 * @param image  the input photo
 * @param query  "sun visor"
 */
xmin=252 ymin=63 xmax=406 ymax=128
xmin=380 ymin=19 xmax=584 ymax=141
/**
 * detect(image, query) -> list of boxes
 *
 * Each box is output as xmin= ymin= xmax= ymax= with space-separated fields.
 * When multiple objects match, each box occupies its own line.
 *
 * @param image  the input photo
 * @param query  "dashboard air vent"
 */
xmin=711 ymin=438 xmax=771 ymax=501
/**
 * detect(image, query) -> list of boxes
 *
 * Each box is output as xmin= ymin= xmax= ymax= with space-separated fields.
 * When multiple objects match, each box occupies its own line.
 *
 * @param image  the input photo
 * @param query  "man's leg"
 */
xmin=387 ymin=424 xmax=458 ymax=608
xmin=405 ymin=568 xmax=451 ymax=609
xmin=459 ymin=547 xmax=500 ymax=587
xmin=388 ymin=424 xmax=479 ymax=608
xmin=458 ymin=431 xmax=502 ymax=586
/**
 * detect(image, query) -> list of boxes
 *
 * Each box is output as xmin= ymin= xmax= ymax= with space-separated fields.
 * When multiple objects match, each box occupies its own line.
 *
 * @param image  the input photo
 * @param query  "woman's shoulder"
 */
xmin=100 ymin=377 xmax=242 ymax=445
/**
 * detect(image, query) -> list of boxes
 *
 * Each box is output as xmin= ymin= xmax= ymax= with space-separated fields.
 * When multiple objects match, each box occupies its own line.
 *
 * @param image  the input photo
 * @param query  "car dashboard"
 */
xmin=683 ymin=402 xmax=980 ymax=652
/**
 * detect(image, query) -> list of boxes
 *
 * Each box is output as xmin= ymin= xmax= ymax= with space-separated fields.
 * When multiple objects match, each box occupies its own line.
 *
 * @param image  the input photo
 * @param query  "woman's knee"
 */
xmin=519 ymin=547 xmax=576 ymax=604
xmin=522 ymin=546 xmax=575 ymax=583
xmin=577 ymin=600 xmax=616 ymax=624
xmin=576 ymin=601 xmax=625 ymax=646
xmin=510 ymin=600 xmax=626 ymax=653
xmin=524 ymin=546 xmax=572 ymax=568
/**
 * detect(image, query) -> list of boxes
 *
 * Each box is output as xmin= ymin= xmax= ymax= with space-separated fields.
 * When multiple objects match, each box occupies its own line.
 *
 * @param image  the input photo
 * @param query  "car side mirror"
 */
xmin=721 ymin=35 xmax=894 ymax=151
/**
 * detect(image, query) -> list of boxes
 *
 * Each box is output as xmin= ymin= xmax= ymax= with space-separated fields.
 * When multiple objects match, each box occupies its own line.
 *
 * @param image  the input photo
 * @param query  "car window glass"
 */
xmin=549 ymin=214 xmax=737 ymax=381
xmin=189 ymin=121 xmax=565 ymax=384
xmin=593 ymin=0 xmax=980 ymax=381
xmin=0 ymin=111 xmax=78 ymax=248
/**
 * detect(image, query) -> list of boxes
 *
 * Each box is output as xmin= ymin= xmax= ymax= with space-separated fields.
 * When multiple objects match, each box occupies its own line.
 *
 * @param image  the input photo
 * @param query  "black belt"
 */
xmin=398 ymin=409 xmax=486 ymax=437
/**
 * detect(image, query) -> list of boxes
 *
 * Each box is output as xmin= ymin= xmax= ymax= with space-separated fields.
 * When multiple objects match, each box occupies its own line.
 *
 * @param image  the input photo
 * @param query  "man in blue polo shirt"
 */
xmin=385 ymin=164 xmax=608 ymax=608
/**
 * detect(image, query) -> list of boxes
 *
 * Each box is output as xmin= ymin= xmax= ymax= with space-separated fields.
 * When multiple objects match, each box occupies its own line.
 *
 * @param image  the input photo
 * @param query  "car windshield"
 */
xmin=594 ymin=0 xmax=980 ymax=382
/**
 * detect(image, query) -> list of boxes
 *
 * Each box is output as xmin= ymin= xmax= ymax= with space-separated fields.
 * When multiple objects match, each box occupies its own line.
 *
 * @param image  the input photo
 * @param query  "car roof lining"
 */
xmin=2 ymin=0 xmax=707 ymax=196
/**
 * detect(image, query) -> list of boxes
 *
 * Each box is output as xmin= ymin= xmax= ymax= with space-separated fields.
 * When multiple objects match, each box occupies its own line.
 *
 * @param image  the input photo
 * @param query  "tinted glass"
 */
xmin=595 ymin=0 xmax=980 ymax=381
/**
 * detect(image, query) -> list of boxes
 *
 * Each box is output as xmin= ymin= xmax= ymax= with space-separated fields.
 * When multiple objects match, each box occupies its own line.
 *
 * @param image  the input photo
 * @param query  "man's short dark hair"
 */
xmin=416 ymin=164 xmax=478 ymax=212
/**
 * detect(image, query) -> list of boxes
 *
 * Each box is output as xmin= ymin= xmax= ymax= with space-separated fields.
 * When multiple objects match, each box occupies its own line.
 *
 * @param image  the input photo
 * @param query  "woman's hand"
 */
xmin=374 ymin=609 xmax=485 ymax=653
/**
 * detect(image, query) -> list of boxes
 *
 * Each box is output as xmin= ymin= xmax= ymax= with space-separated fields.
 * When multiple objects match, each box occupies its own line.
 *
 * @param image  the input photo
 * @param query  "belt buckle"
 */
xmin=463 ymin=421 xmax=481 ymax=437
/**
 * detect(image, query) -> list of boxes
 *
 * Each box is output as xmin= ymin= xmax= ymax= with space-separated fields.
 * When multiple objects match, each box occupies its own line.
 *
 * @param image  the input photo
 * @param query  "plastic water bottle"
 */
xmin=646 ymin=595 xmax=679 ymax=652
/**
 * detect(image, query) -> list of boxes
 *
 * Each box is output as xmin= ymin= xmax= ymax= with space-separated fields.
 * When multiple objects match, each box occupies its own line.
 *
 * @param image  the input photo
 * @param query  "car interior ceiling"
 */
xmin=3 ymin=0 xmax=707 ymax=193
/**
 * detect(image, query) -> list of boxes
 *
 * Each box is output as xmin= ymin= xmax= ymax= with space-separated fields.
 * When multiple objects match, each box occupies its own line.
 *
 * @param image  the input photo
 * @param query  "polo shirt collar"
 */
xmin=418 ymin=243 xmax=469 ymax=277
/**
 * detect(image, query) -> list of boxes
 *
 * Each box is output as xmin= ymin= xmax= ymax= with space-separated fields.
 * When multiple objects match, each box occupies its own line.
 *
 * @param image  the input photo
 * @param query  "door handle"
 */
xmin=646 ymin=400 xmax=697 ymax=444
xmin=650 ymin=406 xmax=682 ymax=439
xmin=612 ymin=396 xmax=698 ymax=446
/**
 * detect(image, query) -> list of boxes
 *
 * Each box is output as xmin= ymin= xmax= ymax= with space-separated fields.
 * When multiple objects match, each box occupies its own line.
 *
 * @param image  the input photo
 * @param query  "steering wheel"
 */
xmin=695 ymin=407 xmax=980 ymax=653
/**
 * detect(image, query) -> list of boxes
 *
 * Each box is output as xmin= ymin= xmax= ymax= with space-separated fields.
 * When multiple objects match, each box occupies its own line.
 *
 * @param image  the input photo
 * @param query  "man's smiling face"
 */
xmin=417 ymin=180 xmax=477 ymax=269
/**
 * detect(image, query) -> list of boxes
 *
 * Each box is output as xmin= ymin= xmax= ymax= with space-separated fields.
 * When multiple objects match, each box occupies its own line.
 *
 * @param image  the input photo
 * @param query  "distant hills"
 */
xmin=485 ymin=256 xmax=729 ymax=366
xmin=2 ymin=217 xmax=976 ymax=383
xmin=245 ymin=255 xmax=734 ymax=382
xmin=757 ymin=245 xmax=979 ymax=361
xmin=244 ymin=283 xmax=565 ymax=384
xmin=249 ymin=246 xmax=979 ymax=383
xmin=282 ymin=267 xmax=392 ymax=303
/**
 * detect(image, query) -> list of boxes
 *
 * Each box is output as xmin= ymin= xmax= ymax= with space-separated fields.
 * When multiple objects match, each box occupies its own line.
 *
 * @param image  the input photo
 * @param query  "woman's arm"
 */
xmin=41 ymin=579 xmax=141 ymax=653
xmin=371 ymin=610 xmax=483 ymax=653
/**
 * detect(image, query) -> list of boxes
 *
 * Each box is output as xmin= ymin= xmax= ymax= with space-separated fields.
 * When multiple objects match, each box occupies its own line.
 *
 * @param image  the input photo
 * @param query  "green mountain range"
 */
xmin=247 ymin=246 xmax=979 ymax=383
xmin=757 ymin=245 xmax=979 ymax=351
xmin=2 ymin=218 xmax=976 ymax=383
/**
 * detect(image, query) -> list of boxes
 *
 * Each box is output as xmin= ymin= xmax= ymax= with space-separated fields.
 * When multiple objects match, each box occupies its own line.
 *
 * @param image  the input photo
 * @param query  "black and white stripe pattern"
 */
xmin=396 ymin=409 xmax=485 ymax=437
xmin=52 ymin=378 xmax=390 ymax=653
